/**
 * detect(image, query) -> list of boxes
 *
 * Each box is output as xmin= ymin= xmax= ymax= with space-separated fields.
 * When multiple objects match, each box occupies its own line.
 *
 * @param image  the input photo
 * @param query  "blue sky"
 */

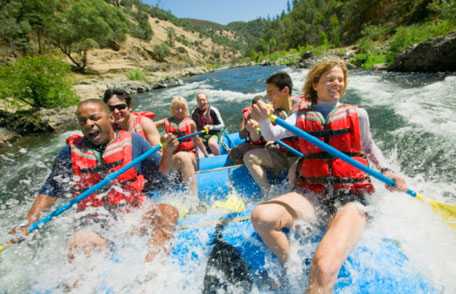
xmin=145 ymin=0 xmax=289 ymax=24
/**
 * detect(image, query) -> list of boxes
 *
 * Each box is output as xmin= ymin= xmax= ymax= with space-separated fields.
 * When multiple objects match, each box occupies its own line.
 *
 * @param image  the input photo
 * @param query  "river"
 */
xmin=0 ymin=65 xmax=455 ymax=293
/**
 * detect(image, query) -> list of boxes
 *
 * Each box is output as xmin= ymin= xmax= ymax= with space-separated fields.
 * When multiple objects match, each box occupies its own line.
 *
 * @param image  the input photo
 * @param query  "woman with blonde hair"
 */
xmin=156 ymin=96 xmax=206 ymax=198
xmin=250 ymin=59 xmax=407 ymax=293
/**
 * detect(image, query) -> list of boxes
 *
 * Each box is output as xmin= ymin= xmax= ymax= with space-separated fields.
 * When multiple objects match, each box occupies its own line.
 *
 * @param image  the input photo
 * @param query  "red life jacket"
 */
xmin=295 ymin=104 xmax=374 ymax=195
xmin=241 ymin=106 xmax=265 ymax=145
xmin=164 ymin=117 xmax=195 ymax=152
xmin=194 ymin=107 xmax=214 ymax=129
xmin=279 ymin=136 xmax=300 ymax=155
xmin=130 ymin=111 xmax=156 ymax=138
xmin=67 ymin=131 xmax=145 ymax=211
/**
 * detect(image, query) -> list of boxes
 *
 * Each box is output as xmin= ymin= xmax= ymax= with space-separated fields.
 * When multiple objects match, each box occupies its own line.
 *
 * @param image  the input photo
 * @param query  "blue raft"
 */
xmin=167 ymin=134 xmax=436 ymax=293
xmin=35 ymin=132 xmax=437 ymax=293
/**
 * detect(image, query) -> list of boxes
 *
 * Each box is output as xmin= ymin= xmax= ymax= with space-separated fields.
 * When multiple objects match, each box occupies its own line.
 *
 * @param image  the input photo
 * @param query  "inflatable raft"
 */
xmin=35 ymin=132 xmax=436 ymax=293
xmin=167 ymin=132 xmax=436 ymax=293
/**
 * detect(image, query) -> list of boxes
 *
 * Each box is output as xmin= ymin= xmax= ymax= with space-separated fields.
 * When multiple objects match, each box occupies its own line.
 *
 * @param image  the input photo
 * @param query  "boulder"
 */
xmin=0 ymin=128 xmax=18 ymax=146
xmin=152 ymin=78 xmax=184 ymax=89
xmin=388 ymin=32 xmax=456 ymax=72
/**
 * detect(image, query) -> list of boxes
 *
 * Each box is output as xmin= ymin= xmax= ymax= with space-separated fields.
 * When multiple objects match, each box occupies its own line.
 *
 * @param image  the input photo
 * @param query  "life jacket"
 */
xmin=130 ymin=111 xmax=156 ymax=138
xmin=241 ymin=106 xmax=265 ymax=145
xmin=295 ymin=104 xmax=374 ymax=195
xmin=66 ymin=131 xmax=145 ymax=211
xmin=279 ymin=136 xmax=300 ymax=155
xmin=194 ymin=107 xmax=214 ymax=130
xmin=164 ymin=116 xmax=195 ymax=152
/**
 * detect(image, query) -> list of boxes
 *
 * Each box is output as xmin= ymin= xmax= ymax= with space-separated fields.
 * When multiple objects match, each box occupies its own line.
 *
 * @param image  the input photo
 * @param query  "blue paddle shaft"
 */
xmin=272 ymin=116 xmax=416 ymax=197
xmin=27 ymin=130 xmax=205 ymax=234
xmin=276 ymin=140 xmax=304 ymax=158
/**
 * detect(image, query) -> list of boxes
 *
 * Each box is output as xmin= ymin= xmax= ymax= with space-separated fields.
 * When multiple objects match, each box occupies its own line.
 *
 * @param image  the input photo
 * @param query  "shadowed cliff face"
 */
xmin=388 ymin=32 xmax=456 ymax=72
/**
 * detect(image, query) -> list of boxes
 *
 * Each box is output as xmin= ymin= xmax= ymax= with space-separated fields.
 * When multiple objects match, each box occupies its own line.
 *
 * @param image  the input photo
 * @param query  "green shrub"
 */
xmin=152 ymin=44 xmax=171 ymax=62
xmin=0 ymin=56 xmax=78 ymax=109
xmin=386 ymin=20 xmax=456 ymax=63
xmin=126 ymin=68 xmax=146 ymax=81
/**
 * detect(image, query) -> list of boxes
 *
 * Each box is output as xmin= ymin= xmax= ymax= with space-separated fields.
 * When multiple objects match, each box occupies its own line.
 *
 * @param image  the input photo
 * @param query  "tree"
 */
xmin=0 ymin=0 xmax=59 ymax=55
xmin=47 ymin=0 xmax=128 ymax=72
xmin=0 ymin=56 xmax=78 ymax=109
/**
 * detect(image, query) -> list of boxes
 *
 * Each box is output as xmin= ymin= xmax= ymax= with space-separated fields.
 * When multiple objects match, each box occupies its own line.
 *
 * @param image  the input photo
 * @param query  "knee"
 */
xmin=208 ymin=139 xmax=218 ymax=149
xmin=174 ymin=152 xmax=192 ymax=166
xmin=243 ymin=151 xmax=257 ymax=165
xmin=312 ymin=253 xmax=341 ymax=287
xmin=158 ymin=203 xmax=179 ymax=224
xmin=251 ymin=205 xmax=281 ymax=231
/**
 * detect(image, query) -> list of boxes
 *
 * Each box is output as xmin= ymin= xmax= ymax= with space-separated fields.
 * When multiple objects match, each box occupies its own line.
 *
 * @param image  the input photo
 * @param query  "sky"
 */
xmin=145 ymin=0 xmax=289 ymax=25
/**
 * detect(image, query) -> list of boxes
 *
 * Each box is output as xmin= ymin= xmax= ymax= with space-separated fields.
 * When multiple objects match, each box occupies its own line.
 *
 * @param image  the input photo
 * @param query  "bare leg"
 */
xmin=243 ymin=148 xmax=275 ymax=195
xmin=172 ymin=151 xmax=198 ymax=197
xmin=251 ymin=192 xmax=316 ymax=264
xmin=67 ymin=230 xmax=108 ymax=262
xmin=208 ymin=136 xmax=220 ymax=155
xmin=143 ymin=203 xmax=179 ymax=262
xmin=308 ymin=202 xmax=367 ymax=294
xmin=287 ymin=160 xmax=298 ymax=191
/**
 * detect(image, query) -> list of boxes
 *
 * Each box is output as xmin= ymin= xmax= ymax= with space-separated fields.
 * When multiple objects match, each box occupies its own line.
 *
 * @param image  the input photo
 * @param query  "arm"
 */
xmin=358 ymin=108 xmax=407 ymax=191
xmin=358 ymin=108 xmax=388 ymax=170
xmin=140 ymin=117 xmax=161 ymax=146
xmin=159 ymin=134 xmax=178 ymax=175
xmin=258 ymin=113 xmax=297 ymax=141
xmin=154 ymin=118 xmax=166 ymax=130
xmin=25 ymin=195 xmax=57 ymax=225
xmin=239 ymin=117 xmax=249 ymax=138
xmin=12 ymin=147 xmax=71 ymax=233
xmin=245 ymin=119 xmax=262 ymax=142
xmin=191 ymin=121 xmax=209 ymax=157
xmin=207 ymin=107 xmax=225 ymax=132
xmin=253 ymin=100 xmax=296 ymax=141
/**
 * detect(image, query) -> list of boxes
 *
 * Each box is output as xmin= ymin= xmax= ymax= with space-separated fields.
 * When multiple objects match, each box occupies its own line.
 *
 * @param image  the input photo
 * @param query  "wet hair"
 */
xmin=77 ymin=99 xmax=110 ymax=114
xmin=251 ymin=95 xmax=263 ymax=105
xmin=170 ymin=96 xmax=189 ymax=117
xmin=303 ymin=58 xmax=348 ymax=104
xmin=103 ymin=88 xmax=132 ymax=106
xmin=266 ymin=72 xmax=293 ymax=95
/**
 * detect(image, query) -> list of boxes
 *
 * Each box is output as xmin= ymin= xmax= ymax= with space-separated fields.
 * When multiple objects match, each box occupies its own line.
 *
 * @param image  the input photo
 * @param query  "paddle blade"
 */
xmin=0 ymin=243 xmax=5 ymax=254
xmin=416 ymin=194 xmax=456 ymax=229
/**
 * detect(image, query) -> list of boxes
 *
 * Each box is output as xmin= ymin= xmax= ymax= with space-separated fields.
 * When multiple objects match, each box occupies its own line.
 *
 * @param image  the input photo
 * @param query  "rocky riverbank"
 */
xmin=0 ymin=65 xmax=210 ymax=147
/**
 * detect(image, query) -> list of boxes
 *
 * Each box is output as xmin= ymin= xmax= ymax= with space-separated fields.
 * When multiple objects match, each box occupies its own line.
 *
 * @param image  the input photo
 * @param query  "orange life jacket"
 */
xmin=163 ymin=117 xmax=195 ymax=152
xmin=130 ymin=111 xmax=156 ymax=138
xmin=67 ymin=131 xmax=145 ymax=211
xmin=295 ymin=104 xmax=374 ymax=195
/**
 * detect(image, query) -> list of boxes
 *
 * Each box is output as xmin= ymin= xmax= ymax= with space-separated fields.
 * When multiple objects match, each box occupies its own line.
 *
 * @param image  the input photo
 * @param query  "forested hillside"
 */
xmin=0 ymin=0 xmax=240 ymax=72
xmin=228 ymin=0 xmax=456 ymax=68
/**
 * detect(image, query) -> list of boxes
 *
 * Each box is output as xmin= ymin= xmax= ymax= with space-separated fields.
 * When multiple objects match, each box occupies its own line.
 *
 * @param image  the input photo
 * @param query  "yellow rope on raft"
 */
xmin=211 ymin=195 xmax=246 ymax=213
xmin=170 ymin=195 xmax=247 ymax=219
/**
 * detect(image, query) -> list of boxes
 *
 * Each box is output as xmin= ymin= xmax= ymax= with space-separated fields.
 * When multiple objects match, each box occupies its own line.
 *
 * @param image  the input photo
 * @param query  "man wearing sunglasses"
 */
xmin=103 ymin=88 xmax=161 ymax=146
xmin=12 ymin=99 xmax=180 ymax=263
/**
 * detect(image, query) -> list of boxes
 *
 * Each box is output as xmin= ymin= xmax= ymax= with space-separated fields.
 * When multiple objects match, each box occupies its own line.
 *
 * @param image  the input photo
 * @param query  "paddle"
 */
xmin=0 ymin=130 xmax=206 ymax=255
xmin=269 ymin=114 xmax=456 ymax=228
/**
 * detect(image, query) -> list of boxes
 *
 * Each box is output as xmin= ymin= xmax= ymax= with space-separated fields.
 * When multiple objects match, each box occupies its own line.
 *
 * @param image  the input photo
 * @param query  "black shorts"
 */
xmin=320 ymin=190 xmax=368 ymax=216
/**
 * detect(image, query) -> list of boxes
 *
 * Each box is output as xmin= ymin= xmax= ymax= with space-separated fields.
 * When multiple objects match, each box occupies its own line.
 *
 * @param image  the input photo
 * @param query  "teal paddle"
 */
xmin=269 ymin=114 xmax=456 ymax=229
xmin=0 ymin=130 xmax=206 ymax=254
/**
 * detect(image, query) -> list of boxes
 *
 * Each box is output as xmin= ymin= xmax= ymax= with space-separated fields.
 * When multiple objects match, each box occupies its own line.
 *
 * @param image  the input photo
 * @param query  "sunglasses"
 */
xmin=109 ymin=104 xmax=128 ymax=112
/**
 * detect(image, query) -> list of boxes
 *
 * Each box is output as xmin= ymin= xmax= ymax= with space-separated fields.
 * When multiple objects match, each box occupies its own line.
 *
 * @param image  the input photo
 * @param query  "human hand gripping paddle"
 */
xmin=0 ymin=130 xmax=207 ymax=255
xmin=269 ymin=114 xmax=456 ymax=229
